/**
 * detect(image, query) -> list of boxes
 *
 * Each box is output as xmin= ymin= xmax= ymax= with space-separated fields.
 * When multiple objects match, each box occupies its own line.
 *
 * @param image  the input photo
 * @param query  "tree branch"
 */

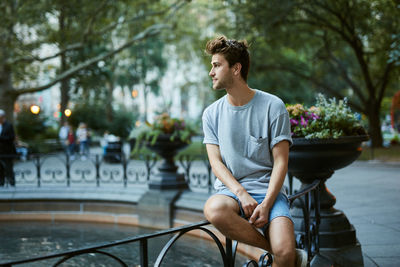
xmin=323 ymin=47 xmax=366 ymax=104
xmin=377 ymin=62 xmax=394 ymax=104
xmin=256 ymin=63 xmax=365 ymax=112
xmin=8 ymin=43 xmax=84 ymax=65
xmin=8 ymin=0 xmax=186 ymax=65
xmin=94 ymin=0 xmax=183 ymax=37
xmin=14 ymin=24 xmax=169 ymax=95
xmin=82 ymin=0 xmax=111 ymax=42
xmin=291 ymin=3 xmax=375 ymax=106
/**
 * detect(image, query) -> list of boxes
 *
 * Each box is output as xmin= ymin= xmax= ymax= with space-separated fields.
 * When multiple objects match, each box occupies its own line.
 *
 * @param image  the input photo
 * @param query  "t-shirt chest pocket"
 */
xmin=247 ymin=135 xmax=270 ymax=163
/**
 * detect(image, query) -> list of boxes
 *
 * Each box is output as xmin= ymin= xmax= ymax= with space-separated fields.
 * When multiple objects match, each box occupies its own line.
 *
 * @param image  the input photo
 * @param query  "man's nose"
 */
xmin=209 ymin=69 xmax=214 ymax=77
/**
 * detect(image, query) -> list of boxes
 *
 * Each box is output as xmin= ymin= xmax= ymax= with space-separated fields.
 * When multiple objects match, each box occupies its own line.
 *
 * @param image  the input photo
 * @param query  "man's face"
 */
xmin=209 ymin=54 xmax=234 ymax=90
xmin=0 ymin=116 xmax=5 ymax=124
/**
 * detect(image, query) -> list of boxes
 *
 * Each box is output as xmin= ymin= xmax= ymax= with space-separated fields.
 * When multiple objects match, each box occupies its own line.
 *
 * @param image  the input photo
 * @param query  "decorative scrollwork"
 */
xmin=53 ymin=249 xmax=128 ymax=267
xmin=258 ymin=252 xmax=273 ymax=267
xmin=154 ymin=226 xmax=229 ymax=267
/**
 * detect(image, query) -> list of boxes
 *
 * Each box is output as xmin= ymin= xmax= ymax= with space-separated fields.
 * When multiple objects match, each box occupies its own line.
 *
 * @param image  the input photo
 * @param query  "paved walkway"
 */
xmin=290 ymin=161 xmax=400 ymax=267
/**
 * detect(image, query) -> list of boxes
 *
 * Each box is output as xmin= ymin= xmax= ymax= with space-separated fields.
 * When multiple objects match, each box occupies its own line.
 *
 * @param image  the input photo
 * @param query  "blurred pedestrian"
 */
xmin=59 ymin=122 xmax=69 ymax=154
xmin=15 ymin=136 xmax=28 ymax=161
xmin=101 ymin=131 xmax=109 ymax=155
xmin=0 ymin=109 xmax=16 ymax=187
xmin=67 ymin=127 xmax=76 ymax=160
xmin=76 ymin=122 xmax=89 ymax=159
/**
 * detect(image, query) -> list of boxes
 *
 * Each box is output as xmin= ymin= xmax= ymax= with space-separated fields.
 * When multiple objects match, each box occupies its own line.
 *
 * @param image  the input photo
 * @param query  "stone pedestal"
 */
xmin=137 ymin=190 xmax=181 ymax=229
xmin=289 ymin=136 xmax=368 ymax=266
xmin=148 ymin=162 xmax=188 ymax=190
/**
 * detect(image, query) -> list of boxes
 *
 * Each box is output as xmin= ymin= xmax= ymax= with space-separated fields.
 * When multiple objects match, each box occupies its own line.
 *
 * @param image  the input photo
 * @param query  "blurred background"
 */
xmin=1 ymin=0 xmax=399 ymax=157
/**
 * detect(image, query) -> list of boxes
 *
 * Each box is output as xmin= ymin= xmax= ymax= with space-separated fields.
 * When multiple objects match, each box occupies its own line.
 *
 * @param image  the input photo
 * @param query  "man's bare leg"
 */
xmin=205 ymin=195 xmax=297 ymax=267
xmin=267 ymin=216 xmax=296 ymax=267
xmin=204 ymin=194 xmax=272 ymax=251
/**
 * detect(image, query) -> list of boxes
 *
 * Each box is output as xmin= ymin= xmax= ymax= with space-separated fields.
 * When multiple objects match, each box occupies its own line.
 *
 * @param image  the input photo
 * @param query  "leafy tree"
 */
xmin=214 ymin=0 xmax=400 ymax=147
xmin=15 ymin=107 xmax=49 ymax=140
xmin=68 ymin=102 xmax=138 ymax=139
xmin=0 ymin=0 xmax=188 ymax=124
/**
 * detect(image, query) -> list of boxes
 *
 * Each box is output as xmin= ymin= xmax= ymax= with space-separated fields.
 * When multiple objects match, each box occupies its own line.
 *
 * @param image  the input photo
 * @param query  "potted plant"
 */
xmin=132 ymin=113 xmax=197 ymax=190
xmin=286 ymin=94 xmax=368 ymax=183
xmin=286 ymin=94 xmax=369 ymax=258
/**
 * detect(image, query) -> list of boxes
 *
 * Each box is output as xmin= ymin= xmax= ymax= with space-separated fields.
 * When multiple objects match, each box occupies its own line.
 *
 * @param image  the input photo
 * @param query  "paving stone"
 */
xmin=373 ymin=257 xmax=400 ymax=267
xmin=362 ymin=244 xmax=400 ymax=258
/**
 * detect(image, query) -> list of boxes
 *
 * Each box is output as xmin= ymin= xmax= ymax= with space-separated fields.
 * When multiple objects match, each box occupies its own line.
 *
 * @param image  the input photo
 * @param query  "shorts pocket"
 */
xmin=247 ymin=135 xmax=270 ymax=163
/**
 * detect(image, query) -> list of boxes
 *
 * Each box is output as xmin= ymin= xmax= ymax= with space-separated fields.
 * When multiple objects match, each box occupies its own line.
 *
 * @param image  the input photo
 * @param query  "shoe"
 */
xmin=295 ymin=249 xmax=307 ymax=267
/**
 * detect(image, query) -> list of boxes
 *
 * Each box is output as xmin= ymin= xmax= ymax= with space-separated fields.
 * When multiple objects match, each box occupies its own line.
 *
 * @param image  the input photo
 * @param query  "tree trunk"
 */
xmin=0 ymin=91 xmax=17 ymax=123
xmin=143 ymin=85 xmax=148 ymax=122
xmin=60 ymin=58 xmax=70 ymax=125
xmin=366 ymin=102 xmax=383 ymax=148
xmin=106 ymin=80 xmax=114 ymax=123
xmin=59 ymin=4 xmax=69 ymax=126
xmin=0 ymin=64 xmax=17 ymax=122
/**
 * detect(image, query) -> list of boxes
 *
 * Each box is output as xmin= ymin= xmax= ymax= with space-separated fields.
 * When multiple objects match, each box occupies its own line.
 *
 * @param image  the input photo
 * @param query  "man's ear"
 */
xmin=233 ymin=63 xmax=242 ymax=76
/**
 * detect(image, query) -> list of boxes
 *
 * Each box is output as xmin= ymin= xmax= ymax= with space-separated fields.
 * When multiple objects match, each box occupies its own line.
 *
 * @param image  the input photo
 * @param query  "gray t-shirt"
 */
xmin=202 ymin=89 xmax=292 ymax=195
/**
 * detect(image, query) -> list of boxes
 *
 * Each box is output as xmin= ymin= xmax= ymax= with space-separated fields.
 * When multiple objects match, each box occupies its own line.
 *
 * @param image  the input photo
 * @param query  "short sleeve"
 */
xmin=269 ymin=112 xmax=293 ymax=149
xmin=202 ymin=109 xmax=219 ymax=145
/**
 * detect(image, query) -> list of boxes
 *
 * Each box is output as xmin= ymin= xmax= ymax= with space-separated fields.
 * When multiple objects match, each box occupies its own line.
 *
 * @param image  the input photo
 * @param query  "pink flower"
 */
xmin=300 ymin=116 xmax=307 ymax=127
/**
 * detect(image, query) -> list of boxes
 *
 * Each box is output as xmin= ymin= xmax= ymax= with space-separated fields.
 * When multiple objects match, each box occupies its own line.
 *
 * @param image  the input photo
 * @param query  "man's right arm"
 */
xmin=206 ymin=144 xmax=258 ymax=218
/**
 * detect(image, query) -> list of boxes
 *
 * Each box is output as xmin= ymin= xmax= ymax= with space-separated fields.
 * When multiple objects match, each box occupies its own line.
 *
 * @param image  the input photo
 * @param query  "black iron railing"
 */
xmin=0 ymin=175 xmax=320 ymax=267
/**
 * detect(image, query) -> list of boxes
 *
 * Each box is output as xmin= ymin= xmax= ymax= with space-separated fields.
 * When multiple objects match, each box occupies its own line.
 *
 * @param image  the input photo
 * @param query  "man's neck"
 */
xmin=225 ymin=81 xmax=255 ymax=107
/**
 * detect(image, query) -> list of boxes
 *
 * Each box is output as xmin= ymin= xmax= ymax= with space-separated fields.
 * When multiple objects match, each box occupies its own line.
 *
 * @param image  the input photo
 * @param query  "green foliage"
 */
xmin=108 ymin=108 xmax=137 ymax=139
xmin=287 ymin=94 xmax=366 ymax=139
xmin=206 ymin=0 xmax=400 ymax=147
xmin=15 ymin=107 xmax=49 ymax=140
xmin=131 ymin=113 xmax=198 ymax=152
xmin=68 ymin=103 xmax=138 ymax=139
xmin=68 ymin=103 xmax=108 ymax=132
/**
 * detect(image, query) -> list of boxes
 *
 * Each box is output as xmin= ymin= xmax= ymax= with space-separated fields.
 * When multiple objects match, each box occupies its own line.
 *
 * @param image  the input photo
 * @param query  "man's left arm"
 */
xmin=249 ymin=140 xmax=289 ymax=227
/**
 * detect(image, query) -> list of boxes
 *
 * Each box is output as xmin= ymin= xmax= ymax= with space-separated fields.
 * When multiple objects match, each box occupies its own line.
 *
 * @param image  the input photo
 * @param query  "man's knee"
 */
xmin=272 ymin=239 xmax=295 ymax=266
xmin=204 ymin=196 xmax=238 ymax=225
xmin=273 ymin=242 xmax=295 ymax=262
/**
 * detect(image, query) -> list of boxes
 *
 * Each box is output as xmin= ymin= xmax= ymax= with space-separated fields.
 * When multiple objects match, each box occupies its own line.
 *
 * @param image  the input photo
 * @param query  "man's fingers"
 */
xmin=253 ymin=217 xmax=268 ymax=228
xmin=248 ymin=210 xmax=258 ymax=224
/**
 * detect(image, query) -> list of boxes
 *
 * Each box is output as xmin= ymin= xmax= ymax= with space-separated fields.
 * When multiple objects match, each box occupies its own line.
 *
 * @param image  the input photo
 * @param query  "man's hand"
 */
xmin=237 ymin=192 xmax=258 ymax=219
xmin=249 ymin=204 xmax=270 ymax=228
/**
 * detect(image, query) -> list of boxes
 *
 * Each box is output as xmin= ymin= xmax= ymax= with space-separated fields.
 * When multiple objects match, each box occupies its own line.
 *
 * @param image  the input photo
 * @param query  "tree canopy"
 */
xmin=210 ymin=0 xmax=400 ymax=147
xmin=0 ymin=0 xmax=187 ymax=124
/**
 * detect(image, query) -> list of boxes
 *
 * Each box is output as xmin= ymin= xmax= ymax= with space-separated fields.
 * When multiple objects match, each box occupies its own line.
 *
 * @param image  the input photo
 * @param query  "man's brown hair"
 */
xmin=205 ymin=35 xmax=250 ymax=81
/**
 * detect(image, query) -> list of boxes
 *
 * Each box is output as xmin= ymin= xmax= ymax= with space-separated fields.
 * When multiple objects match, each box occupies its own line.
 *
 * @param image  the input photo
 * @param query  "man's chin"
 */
xmin=212 ymin=85 xmax=226 ymax=91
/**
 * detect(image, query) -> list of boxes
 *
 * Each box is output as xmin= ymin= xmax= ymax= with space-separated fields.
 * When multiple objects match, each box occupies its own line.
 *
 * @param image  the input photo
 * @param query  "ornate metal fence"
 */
xmin=2 ymin=153 xmax=214 ymax=192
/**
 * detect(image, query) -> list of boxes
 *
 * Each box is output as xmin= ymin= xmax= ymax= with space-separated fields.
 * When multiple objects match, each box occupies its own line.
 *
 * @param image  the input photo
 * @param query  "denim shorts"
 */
xmin=215 ymin=189 xmax=293 ymax=233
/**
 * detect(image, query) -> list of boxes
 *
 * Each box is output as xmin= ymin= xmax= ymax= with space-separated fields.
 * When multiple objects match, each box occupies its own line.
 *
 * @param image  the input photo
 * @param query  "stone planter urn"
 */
xmin=145 ymin=134 xmax=189 ymax=190
xmin=289 ymin=135 xmax=369 ymax=266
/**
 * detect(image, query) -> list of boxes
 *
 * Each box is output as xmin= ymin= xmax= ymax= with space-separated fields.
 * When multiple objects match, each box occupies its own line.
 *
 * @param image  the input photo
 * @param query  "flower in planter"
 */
xmin=286 ymin=94 xmax=367 ymax=139
xmin=130 ymin=113 xmax=197 ymax=152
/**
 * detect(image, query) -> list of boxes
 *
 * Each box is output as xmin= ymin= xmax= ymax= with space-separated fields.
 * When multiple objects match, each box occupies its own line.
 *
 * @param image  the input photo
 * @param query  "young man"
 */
xmin=202 ymin=36 xmax=306 ymax=267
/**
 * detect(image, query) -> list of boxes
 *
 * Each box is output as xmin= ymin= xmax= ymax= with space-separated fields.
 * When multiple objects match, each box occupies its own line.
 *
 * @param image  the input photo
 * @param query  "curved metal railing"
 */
xmin=0 ymin=178 xmax=320 ymax=267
